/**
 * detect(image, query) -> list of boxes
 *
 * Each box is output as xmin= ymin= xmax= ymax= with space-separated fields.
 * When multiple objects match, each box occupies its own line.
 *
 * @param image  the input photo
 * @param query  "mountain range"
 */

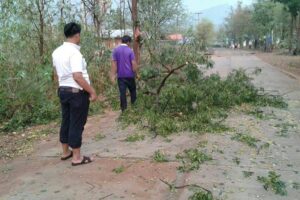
xmin=188 ymin=4 xmax=232 ymax=28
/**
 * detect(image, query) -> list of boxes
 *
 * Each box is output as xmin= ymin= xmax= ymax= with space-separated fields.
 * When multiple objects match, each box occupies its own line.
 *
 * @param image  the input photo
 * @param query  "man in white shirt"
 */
xmin=52 ymin=22 xmax=97 ymax=166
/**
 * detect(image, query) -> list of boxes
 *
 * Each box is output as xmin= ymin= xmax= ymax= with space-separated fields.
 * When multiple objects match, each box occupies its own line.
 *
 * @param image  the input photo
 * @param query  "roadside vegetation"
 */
xmin=0 ymin=0 xmax=298 ymax=199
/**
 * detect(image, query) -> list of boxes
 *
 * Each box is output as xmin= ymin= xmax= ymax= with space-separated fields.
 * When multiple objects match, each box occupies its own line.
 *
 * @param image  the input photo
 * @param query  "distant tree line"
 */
xmin=219 ymin=0 xmax=300 ymax=54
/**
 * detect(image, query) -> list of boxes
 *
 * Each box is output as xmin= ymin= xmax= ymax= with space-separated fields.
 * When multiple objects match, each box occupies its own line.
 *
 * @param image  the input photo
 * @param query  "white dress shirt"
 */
xmin=52 ymin=42 xmax=90 ymax=90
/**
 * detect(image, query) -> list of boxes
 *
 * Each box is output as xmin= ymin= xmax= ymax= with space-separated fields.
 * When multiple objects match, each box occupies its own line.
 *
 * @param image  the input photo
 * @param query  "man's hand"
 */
xmin=73 ymin=72 xmax=98 ymax=102
xmin=136 ymin=73 xmax=141 ymax=81
xmin=89 ymin=89 xmax=98 ymax=102
xmin=98 ymin=94 xmax=107 ymax=102
xmin=110 ymin=74 xmax=116 ymax=85
xmin=132 ymin=60 xmax=138 ymax=73
xmin=110 ymin=60 xmax=117 ymax=85
xmin=52 ymin=68 xmax=58 ymax=84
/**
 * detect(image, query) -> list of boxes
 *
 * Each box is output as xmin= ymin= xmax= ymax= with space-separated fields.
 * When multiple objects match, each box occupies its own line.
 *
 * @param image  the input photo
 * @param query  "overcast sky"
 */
xmin=183 ymin=0 xmax=253 ymax=12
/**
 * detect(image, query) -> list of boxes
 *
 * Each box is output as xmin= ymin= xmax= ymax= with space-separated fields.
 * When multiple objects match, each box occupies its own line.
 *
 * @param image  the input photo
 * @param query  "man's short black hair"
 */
xmin=121 ymin=35 xmax=132 ymax=43
xmin=64 ymin=22 xmax=81 ymax=38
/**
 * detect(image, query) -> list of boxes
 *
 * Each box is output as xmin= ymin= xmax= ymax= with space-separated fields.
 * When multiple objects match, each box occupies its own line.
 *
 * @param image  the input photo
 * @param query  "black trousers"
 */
xmin=58 ymin=88 xmax=90 ymax=149
xmin=118 ymin=78 xmax=137 ymax=111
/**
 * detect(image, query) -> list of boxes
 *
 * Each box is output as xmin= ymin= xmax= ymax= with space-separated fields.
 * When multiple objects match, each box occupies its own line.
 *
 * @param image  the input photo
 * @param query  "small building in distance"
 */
xmin=166 ymin=34 xmax=184 ymax=41
xmin=102 ymin=29 xmax=133 ymax=49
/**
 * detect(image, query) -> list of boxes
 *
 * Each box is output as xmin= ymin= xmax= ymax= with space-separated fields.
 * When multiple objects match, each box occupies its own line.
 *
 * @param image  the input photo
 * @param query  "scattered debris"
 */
xmin=231 ymin=132 xmax=259 ymax=147
xmin=292 ymin=182 xmax=300 ymax=190
xmin=257 ymin=171 xmax=287 ymax=196
xmin=243 ymin=171 xmax=254 ymax=178
xmin=275 ymin=122 xmax=297 ymax=137
xmin=232 ymin=157 xmax=240 ymax=165
xmin=247 ymin=108 xmax=275 ymax=120
xmin=188 ymin=187 xmax=214 ymax=200
xmin=99 ymin=193 xmax=113 ymax=200
xmin=159 ymin=179 xmax=213 ymax=200
xmin=176 ymin=148 xmax=212 ymax=172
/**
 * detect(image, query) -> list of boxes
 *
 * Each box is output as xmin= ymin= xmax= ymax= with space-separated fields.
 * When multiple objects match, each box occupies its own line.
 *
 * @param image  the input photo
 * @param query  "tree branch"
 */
xmin=159 ymin=178 xmax=212 ymax=194
xmin=127 ymin=0 xmax=132 ymax=14
xmin=156 ymin=62 xmax=188 ymax=96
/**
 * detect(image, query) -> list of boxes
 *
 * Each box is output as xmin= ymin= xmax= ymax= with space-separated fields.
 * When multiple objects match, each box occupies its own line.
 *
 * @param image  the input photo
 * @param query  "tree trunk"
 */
xmin=132 ymin=0 xmax=140 ymax=64
xmin=60 ymin=0 xmax=65 ymax=24
xmin=296 ymin=15 xmax=300 ymax=55
xmin=81 ymin=1 xmax=88 ymax=30
xmin=122 ymin=0 xmax=126 ymax=32
xmin=289 ymin=14 xmax=294 ymax=53
xmin=36 ymin=0 xmax=45 ymax=62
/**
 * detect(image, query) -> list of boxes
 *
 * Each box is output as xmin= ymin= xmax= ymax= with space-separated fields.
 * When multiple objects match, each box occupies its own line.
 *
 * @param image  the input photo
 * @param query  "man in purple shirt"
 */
xmin=110 ymin=35 xmax=138 ymax=111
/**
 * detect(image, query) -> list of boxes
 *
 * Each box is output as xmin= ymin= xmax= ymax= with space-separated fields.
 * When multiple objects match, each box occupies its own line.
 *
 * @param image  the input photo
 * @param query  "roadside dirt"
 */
xmin=0 ymin=49 xmax=299 ymax=200
xmin=250 ymin=51 xmax=300 ymax=80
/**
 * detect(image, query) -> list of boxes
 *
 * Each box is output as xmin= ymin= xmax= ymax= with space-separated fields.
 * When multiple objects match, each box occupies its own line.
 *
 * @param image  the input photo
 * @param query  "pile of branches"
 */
xmin=119 ymin=41 xmax=286 ymax=137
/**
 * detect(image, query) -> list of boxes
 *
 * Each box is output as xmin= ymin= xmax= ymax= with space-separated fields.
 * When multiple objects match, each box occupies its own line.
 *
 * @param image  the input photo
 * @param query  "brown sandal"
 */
xmin=72 ymin=156 xmax=93 ymax=166
xmin=61 ymin=151 xmax=73 ymax=161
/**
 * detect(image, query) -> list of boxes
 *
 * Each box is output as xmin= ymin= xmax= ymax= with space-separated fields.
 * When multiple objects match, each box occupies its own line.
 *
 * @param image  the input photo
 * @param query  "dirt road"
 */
xmin=1 ymin=49 xmax=299 ymax=200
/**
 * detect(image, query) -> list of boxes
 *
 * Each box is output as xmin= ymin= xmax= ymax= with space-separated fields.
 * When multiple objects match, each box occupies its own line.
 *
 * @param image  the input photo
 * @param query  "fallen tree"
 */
xmin=118 ymin=40 xmax=287 ymax=137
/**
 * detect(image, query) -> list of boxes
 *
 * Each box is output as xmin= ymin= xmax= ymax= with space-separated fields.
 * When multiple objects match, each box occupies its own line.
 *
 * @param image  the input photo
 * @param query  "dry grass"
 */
xmin=0 ymin=123 xmax=58 ymax=160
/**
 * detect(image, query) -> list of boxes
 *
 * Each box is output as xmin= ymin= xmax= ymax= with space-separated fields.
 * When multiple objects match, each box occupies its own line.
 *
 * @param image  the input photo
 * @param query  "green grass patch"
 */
xmin=231 ymin=132 xmax=259 ymax=147
xmin=94 ymin=133 xmax=106 ymax=141
xmin=198 ymin=141 xmax=208 ymax=148
xmin=243 ymin=171 xmax=254 ymax=178
xmin=246 ymin=108 xmax=276 ymax=120
xmin=112 ymin=165 xmax=125 ymax=174
xmin=153 ymin=150 xmax=168 ymax=162
xmin=275 ymin=122 xmax=297 ymax=137
xmin=176 ymin=148 xmax=212 ymax=172
xmin=124 ymin=133 xmax=145 ymax=142
xmin=257 ymin=171 xmax=287 ymax=196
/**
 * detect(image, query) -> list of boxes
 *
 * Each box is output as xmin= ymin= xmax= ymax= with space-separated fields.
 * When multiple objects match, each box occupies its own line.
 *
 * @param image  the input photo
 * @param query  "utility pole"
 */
xmin=195 ymin=12 xmax=202 ymax=24
xmin=132 ymin=0 xmax=140 ymax=64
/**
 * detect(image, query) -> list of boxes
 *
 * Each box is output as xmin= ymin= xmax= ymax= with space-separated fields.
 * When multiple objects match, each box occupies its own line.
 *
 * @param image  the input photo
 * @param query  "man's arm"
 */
xmin=132 ymin=60 xmax=138 ymax=73
xmin=110 ymin=60 xmax=117 ymax=84
xmin=52 ymin=68 xmax=58 ymax=83
xmin=130 ymin=50 xmax=138 ymax=73
xmin=73 ymin=72 xmax=97 ymax=102
xmin=70 ymin=53 xmax=97 ymax=101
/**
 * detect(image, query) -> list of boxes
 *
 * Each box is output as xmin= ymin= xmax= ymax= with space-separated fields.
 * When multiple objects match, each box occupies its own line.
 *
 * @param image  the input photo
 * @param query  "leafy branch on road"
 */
xmin=257 ymin=171 xmax=287 ymax=196
xmin=160 ymin=179 xmax=214 ymax=200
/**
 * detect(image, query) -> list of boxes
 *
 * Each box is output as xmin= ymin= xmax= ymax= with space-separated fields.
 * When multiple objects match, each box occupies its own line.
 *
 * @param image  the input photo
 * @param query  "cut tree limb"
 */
xmin=156 ymin=63 xmax=188 ymax=96
xmin=159 ymin=178 xmax=212 ymax=194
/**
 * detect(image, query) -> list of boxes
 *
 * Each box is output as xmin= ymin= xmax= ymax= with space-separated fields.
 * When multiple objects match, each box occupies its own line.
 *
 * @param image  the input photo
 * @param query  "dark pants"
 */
xmin=118 ymin=78 xmax=137 ymax=111
xmin=58 ymin=88 xmax=90 ymax=149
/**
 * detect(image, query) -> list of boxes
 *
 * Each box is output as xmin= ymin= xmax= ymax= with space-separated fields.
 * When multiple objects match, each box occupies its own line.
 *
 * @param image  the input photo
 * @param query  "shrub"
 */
xmin=0 ymin=63 xmax=59 ymax=132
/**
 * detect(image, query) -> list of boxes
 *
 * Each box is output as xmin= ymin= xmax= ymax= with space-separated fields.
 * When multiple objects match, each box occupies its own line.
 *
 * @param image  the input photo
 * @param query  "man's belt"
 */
xmin=59 ymin=87 xmax=82 ymax=93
